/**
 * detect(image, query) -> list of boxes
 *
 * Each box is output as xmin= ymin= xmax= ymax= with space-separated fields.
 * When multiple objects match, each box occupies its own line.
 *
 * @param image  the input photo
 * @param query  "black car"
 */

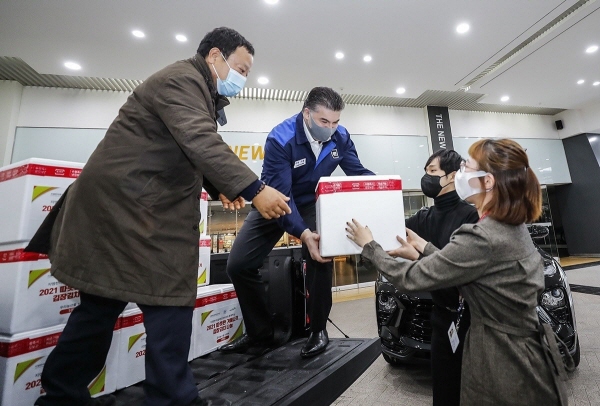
xmin=375 ymin=225 xmax=580 ymax=367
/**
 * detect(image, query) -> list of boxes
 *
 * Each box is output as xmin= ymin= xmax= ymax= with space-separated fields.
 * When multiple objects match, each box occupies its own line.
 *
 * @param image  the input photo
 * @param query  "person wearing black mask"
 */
xmin=404 ymin=149 xmax=479 ymax=406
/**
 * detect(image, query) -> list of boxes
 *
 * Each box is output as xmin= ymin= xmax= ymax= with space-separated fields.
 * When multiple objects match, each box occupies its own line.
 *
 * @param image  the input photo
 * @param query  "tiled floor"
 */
xmin=328 ymin=264 xmax=600 ymax=405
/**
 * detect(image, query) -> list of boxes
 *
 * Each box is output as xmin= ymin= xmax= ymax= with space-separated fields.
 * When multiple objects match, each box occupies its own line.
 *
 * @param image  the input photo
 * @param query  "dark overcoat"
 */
xmin=49 ymin=55 xmax=258 ymax=306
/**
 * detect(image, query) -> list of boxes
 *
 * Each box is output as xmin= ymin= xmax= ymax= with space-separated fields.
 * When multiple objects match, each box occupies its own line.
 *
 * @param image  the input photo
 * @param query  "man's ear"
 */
xmin=447 ymin=170 xmax=457 ymax=182
xmin=206 ymin=47 xmax=221 ymax=65
xmin=302 ymin=107 xmax=310 ymax=121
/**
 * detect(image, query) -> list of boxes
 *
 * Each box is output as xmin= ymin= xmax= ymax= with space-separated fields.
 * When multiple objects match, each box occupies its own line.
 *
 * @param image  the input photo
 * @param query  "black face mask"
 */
xmin=421 ymin=173 xmax=449 ymax=198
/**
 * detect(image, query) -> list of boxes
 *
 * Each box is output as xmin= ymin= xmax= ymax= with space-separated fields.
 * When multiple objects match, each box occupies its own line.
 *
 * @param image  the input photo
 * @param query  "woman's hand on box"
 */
xmin=345 ymin=219 xmax=374 ymax=248
xmin=386 ymin=229 xmax=426 ymax=261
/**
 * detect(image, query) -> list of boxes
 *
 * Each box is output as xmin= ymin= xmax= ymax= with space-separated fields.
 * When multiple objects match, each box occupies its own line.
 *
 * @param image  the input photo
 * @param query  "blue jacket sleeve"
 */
xmin=338 ymin=134 xmax=375 ymax=176
xmin=261 ymin=138 xmax=309 ymax=238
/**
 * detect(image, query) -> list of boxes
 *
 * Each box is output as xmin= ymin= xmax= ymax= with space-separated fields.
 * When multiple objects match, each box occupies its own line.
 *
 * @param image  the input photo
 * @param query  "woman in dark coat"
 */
xmin=347 ymin=139 xmax=568 ymax=406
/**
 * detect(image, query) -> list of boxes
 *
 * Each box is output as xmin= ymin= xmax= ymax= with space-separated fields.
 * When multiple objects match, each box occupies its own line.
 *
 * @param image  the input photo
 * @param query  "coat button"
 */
xmin=196 ymin=193 xmax=200 ymax=200
xmin=193 ymin=225 xmax=198 ymax=231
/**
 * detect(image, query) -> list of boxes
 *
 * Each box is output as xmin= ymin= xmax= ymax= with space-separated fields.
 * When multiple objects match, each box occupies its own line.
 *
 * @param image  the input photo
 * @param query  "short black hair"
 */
xmin=197 ymin=27 xmax=255 ymax=59
xmin=303 ymin=87 xmax=345 ymax=112
xmin=424 ymin=149 xmax=463 ymax=174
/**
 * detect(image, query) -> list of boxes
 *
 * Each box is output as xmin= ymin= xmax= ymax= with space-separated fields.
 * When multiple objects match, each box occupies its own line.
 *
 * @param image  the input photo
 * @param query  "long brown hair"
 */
xmin=468 ymin=139 xmax=541 ymax=225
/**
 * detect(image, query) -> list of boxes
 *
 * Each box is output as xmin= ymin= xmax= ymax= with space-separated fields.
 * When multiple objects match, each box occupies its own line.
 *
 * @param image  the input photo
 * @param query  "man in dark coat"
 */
xmin=404 ymin=149 xmax=479 ymax=406
xmin=35 ymin=27 xmax=291 ymax=406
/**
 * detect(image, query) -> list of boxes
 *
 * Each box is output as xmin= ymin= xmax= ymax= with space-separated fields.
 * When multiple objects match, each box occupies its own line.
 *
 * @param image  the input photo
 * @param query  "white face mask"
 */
xmin=455 ymin=169 xmax=490 ymax=200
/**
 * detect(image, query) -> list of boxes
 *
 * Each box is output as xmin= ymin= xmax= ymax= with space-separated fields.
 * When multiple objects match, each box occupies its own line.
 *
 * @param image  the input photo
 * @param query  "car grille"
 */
xmin=398 ymin=301 xmax=433 ymax=344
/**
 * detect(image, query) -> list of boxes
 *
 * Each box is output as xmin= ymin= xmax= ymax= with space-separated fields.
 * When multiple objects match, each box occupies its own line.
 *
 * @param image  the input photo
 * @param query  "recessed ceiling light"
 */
xmin=500 ymin=95 xmax=509 ymax=102
xmin=594 ymin=81 xmax=600 ymax=86
xmin=257 ymin=76 xmax=269 ymax=85
xmin=456 ymin=23 xmax=470 ymax=34
xmin=396 ymin=87 xmax=406 ymax=95
xmin=175 ymin=34 xmax=187 ymax=42
xmin=586 ymin=45 xmax=598 ymax=54
xmin=264 ymin=0 xmax=279 ymax=4
xmin=132 ymin=30 xmax=145 ymax=38
xmin=335 ymin=52 xmax=344 ymax=59
xmin=577 ymin=79 xmax=585 ymax=85
xmin=363 ymin=55 xmax=372 ymax=62
xmin=64 ymin=61 xmax=81 ymax=70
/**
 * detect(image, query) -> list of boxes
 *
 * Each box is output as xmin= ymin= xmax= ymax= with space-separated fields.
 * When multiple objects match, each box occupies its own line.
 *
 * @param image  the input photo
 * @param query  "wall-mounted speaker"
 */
xmin=555 ymin=120 xmax=564 ymax=130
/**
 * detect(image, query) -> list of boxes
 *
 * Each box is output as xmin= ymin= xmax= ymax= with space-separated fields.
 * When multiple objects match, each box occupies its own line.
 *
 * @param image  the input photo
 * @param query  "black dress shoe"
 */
xmin=300 ymin=330 xmax=329 ymax=358
xmin=218 ymin=333 xmax=272 ymax=353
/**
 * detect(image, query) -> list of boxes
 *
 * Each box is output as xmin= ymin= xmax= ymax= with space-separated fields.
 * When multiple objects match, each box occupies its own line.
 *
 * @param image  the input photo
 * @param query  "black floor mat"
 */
xmin=112 ymin=337 xmax=380 ymax=406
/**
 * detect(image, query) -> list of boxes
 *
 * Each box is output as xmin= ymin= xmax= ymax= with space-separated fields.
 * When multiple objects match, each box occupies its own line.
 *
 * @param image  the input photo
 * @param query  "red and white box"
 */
xmin=0 ymin=325 xmax=63 ymax=406
xmin=0 ymin=322 xmax=119 ymax=406
xmin=0 ymin=244 xmax=80 ymax=334
xmin=191 ymin=285 xmax=244 ymax=359
xmin=0 ymin=158 xmax=83 ymax=245
xmin=199 ymin=189 xmax=209 ymax=235
xmin=316 ymin=175 xmax=405 ymax=257
xmin=115 ymin=309 xmax=145 ymax=390
xmin=197 ymin=237 xmax=211 ymax=287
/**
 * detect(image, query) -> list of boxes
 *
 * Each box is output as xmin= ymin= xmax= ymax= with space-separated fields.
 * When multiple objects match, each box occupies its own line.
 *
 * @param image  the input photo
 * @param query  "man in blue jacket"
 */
xmin=221 ymin=87 xmax=373 ymax=358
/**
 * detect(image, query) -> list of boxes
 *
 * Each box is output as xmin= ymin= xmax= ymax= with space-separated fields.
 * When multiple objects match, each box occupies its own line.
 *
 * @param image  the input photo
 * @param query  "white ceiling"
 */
xmin=0 ymin=0 xmax=599 ymax=111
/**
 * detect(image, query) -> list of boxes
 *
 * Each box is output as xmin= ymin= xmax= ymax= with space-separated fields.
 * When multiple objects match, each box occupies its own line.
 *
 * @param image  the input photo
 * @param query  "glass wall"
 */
xmin=207 ymin=201 xmax=301 ymax=254
xmin=532 ymin=186 xmax=561 ymax=259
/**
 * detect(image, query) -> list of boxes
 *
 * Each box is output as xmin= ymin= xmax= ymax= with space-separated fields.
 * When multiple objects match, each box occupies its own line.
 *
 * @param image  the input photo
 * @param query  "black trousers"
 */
xmin=36 ymin=292 xmax=197 ymax=406
xmin=430 ymin=305 xmax=471 ymax=406
xmin=226 ymin=205 xmax=333 ymax=336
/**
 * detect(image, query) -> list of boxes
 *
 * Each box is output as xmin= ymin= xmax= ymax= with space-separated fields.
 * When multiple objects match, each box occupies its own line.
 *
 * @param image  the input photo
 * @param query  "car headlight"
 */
xmin=541 ymin=288 xmax=566 ymax=310
xmin=378 ymin=293 xmax=398 ymax=313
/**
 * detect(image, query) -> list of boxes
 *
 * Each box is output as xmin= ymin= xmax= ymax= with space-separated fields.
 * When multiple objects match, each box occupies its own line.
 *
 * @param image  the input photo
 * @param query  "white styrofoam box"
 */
xmin=115 ymin=309 xmax=145 ymax=390
xmin=0 ymin=243 xmax=80 ymax=334
xmin=0 ymin=158 xmax=84 ymax=245
xmin=189 ymin=286 xmax=220 ymax=361
xmin=0 ymin=322 xmax=119 ymax=406
xmin=0 ymin=325 xmax=63 ymax=406
xmin=191 ymin=285 xmax=244 ymax=359
xmin=199 ymin=189 xmax=208 ymax=235
xmin=190 ymin=285 xmax=222 ymax=360
xmin=316 ymin=175 xmax=406 ymax=257
xmin=197 ymin=237 xmax=211 ymax=287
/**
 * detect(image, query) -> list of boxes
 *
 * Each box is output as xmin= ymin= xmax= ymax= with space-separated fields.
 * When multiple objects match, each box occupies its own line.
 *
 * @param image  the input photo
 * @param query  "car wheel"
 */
xmin=571 ymin=337 xmax=581 ymax=368
xmin=382 ymin=353 xmax=402 ymax=365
